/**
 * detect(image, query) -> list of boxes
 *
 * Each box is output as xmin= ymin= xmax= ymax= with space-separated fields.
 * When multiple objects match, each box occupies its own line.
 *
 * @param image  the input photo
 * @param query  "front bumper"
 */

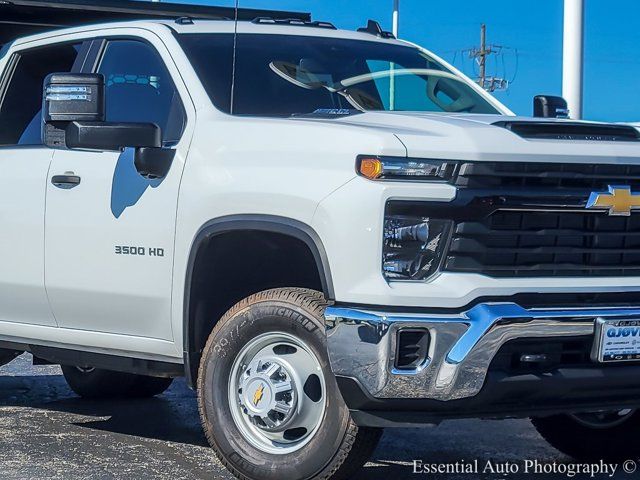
xmin=325 ymin=303 xmax=640 ymax=402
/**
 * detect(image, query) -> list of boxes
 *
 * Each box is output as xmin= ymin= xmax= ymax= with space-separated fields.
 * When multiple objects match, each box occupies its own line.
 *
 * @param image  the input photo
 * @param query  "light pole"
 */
xmin=390 ymin=0 xmax=400 ymax=110
xmin=392 ymin=0 xmax=400 ymax=38
xmin=562 ymin=0 xmax=584 ymax=119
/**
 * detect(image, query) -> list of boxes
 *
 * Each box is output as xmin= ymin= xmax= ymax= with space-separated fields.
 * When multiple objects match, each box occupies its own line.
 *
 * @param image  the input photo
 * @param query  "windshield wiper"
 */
xmin=290 ymin=109 xmax=362 ymax=119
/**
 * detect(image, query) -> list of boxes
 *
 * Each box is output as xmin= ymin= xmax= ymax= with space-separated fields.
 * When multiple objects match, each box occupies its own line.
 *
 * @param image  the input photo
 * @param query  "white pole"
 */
xmin=390 ymin=0 xmax=400 ymax=110
xmin=562 ymin=0 xmax=584 ymax=119
xmin=392 ymin=0 xmax=400 ymax=38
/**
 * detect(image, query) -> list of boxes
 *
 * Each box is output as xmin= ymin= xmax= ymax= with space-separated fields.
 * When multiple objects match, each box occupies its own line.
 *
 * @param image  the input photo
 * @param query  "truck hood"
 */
xmin=330 ymin=112 xmax=640 ymax=164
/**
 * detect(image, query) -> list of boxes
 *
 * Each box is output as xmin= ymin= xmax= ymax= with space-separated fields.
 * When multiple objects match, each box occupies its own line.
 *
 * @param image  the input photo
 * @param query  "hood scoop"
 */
xmin=494 ymin=121 xmax=640 ymax=142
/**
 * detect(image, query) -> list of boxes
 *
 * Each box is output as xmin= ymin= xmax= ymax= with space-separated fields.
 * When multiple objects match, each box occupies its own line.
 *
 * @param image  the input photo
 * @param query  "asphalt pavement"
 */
xmin=0 ymin=354 xmax=632 ymax=480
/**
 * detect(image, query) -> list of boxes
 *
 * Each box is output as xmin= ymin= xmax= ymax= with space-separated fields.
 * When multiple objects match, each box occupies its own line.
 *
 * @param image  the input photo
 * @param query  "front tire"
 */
xmin=532 ymin=410 xmax=640 ymax=460
xmin=197 ymin=288 xmax=381 ymax=480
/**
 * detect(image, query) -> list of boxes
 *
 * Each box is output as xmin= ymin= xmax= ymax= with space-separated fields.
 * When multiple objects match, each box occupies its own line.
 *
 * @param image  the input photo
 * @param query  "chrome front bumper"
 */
xmin=325 ymin=303 xmax=640 ymax=401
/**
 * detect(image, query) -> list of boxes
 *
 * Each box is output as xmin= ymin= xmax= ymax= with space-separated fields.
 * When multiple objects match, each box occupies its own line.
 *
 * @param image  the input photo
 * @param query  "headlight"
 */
xmin=357 ymin=156 xmax=458 ymax=182
xmin=383 ymin=215 xmax=452 ymax=281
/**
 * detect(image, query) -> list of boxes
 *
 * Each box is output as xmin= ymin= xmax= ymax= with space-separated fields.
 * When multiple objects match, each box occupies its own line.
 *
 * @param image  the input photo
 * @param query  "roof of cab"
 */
xmin=9 ymin=18 xmax=409 ymax=50
xmin=0 ymin=0 xmax=310 ymax=45
xmin=169 ymin=19 xmax=405 ymax=44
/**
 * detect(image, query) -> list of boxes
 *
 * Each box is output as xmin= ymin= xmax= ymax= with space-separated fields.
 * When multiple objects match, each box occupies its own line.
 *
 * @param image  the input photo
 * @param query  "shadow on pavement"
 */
xmin=0 ymin=370 xmax=208 ymax=448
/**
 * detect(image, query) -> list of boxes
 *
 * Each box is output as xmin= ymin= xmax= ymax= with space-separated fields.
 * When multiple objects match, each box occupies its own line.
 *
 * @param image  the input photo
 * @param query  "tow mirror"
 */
xmin=43 ymin=73 xmax=105 ymax=148
xmin=42 ymin=72 xmax=174 ymax=179
xmin=533 ymin=95 xmax=569 ymax=119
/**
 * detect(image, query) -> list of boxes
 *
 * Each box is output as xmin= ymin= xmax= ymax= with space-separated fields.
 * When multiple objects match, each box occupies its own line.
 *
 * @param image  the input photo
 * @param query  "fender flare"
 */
xmin=182 ymin=214 xmax=335 ymax=386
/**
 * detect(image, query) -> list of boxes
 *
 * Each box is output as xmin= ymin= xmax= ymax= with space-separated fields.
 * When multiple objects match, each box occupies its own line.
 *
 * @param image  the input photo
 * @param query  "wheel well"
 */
xmin=184 ymin=222 xmax=331 ymax=385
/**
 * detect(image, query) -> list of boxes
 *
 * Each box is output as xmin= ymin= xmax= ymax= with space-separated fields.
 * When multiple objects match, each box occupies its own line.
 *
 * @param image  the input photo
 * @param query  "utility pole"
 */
xmin=468 ymin=24 xmax=509 ymax=92
xmin=562 ymin=0 xmax=584 ymax=119
xmin=478 ymin=24 xmax=488 ymax=88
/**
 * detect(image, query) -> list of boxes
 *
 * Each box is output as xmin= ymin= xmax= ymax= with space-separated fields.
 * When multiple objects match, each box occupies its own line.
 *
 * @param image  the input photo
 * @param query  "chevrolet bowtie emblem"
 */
xmin=253 ymin=383 xmax=265 ymax=407
xmin=587 ymin=185 xmax=640 ymax=216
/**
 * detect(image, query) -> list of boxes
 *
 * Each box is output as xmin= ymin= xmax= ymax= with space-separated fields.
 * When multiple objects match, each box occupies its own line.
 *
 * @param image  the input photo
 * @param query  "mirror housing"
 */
xmin=533 ymin=95 xmax=569 ymax=119
xmin=134 ymin=147 xmax=176 ymax=179
xmin=43 ymin=73 xmax=161 ymax=151
xmin=65 ymin=121 xmax=161 ymax=151
xmin=43 ymin=73 xmax=105 ymax=148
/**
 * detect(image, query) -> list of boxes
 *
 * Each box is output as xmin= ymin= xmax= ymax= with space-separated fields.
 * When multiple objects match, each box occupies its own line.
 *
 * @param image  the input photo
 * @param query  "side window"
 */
xmin=0 ymin=43 xmax=81 ymax=146
xmin=97 ymin=40 xmax=186 ymax=145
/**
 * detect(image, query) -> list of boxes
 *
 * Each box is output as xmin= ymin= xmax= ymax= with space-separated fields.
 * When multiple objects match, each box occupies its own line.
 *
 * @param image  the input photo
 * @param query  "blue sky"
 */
xmin=169 ymin=0 xmax=640 ymax=122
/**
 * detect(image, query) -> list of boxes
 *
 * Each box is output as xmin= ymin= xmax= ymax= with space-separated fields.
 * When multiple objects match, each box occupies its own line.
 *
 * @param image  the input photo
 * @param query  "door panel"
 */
xmin=0 ymin=148 xmax=55 ymax=326
xmin=45 ymin=148 xmax=180 ymax=339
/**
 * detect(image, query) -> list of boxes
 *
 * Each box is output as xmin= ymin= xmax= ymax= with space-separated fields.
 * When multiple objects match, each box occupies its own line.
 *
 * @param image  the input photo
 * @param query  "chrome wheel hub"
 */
xmin=229 ymin=332 xmax=326 ymax=455
xmin=239 ymin=358 xmax=297 ymax=431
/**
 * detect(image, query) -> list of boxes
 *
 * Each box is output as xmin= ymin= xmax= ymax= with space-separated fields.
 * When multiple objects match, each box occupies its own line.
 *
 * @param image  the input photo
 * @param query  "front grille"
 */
xmin=388 ymin=160 xmax=640 ymax=279
xmin=455 ymin=161 xmax=640 ymax=191
xmin=489 ymin=337 xmax=595 ymax=374
xmin=446 ymin=210 xmax=640 ymax=277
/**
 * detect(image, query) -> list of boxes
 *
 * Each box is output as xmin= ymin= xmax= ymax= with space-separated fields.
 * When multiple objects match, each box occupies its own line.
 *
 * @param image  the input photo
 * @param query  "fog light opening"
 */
xmin=395 ymin=329 xmax=431 ymax=371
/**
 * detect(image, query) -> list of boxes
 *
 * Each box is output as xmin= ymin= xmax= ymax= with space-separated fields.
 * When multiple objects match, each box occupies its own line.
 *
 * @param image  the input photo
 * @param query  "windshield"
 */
xmin=179 ymin=33 xmax=500 ymax=117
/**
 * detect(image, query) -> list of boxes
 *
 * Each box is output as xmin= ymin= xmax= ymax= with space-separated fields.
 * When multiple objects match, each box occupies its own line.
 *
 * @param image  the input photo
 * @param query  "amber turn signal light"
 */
xmin=358 ymin=158 xmax=383 ymax=179
xmin=357 ymin=155 xmax=458 ymax=182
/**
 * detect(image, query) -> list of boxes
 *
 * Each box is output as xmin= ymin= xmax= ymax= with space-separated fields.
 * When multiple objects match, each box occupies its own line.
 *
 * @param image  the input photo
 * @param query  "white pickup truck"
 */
xmin=2 ymin=9 xmax=640 ymax=480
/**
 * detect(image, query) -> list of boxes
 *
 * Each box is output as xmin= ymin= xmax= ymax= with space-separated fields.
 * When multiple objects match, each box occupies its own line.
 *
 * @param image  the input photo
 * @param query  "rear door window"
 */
xmin=0 ymin=42 xmax=82 ymax=146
